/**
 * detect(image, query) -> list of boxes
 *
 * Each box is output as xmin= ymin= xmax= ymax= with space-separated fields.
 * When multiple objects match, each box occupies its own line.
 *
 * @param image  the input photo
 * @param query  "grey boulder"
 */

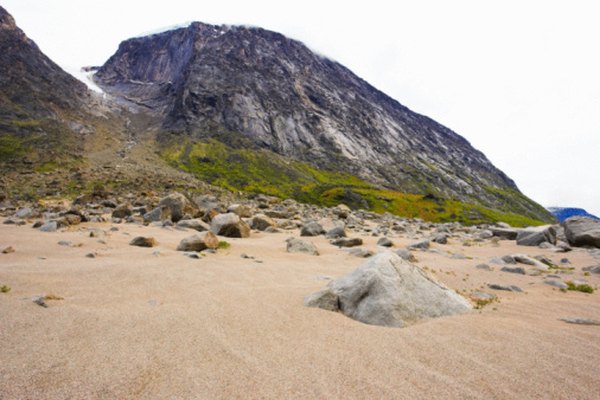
xmin=159 ymin=192 xmax=194 ymax=222
xmin=176 ymin=232 xmax=219 ymax=252
xmin=250 ymin=214 xmax=276 ymax=231
xmin=516 ymin=225 xmax=557 ymax=246
xmin=210 ymin=213 xmax=251 ymax=238
xmin=563 ymin=216 xmax=600 ymax=248
xmin=286 ymin=237 xmax=319 ymax=255
xmin=304 ymin=252 xmax=471 ymax=327
xmin=176 ymin=219 xmax=210 ymax=232
xmin=300 ymin=221 xmax=325 ymax=237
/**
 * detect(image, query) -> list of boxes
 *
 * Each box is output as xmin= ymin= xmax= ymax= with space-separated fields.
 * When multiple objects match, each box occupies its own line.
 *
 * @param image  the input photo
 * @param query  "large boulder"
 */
xmin=176 ymin=232 xmax=219 ymax=252
xmin=490 ymin=227 xmax=519 ymax=240
xmin=210 ymin=213 xmax=251 ymax=238
xmin=158 ymin=193 xmax=195 ymax=222
xmin=563 ymin=217 xmax=600 ymax=248
xmin=304 ymin=252 xmax=471 ymax=327
xmin=516 ymin=225 xmax=557 ymax=246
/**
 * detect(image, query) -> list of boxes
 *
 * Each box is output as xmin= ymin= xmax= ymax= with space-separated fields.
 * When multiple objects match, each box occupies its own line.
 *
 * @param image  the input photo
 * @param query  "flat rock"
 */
xmin=305 ymin=252 xmax=471 ymax=327
xmin=286 ymin=237 xmax=319 ymax=255
xmin=407 ymin=239 xmax=430 ymax=250
xmin=345 ymin=248 xmax=373 ymax=258
xmin=559 ymin=317 xmax=600 ymax=326
xmin=563 ymin=216 xmax=600 ymax=248
xmin=490 ymin=227 xmax=519 ymax=240
xmin=176 ymin=219 xmax=210 ymax=232
xmin=488 ymin=283 xmax=523 ymax=292
xmin=331 ymin=237 xmax=363 ymax=247
xmin=475 ymin=263 xmax=492 ymax=271
xmin=501 ymin=266 xmax=526 ymax=275
xmin=544 ymin=279 xmax=568 ymax=289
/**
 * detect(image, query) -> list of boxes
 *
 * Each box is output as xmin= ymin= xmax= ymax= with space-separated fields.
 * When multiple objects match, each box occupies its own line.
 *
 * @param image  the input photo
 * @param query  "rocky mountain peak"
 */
xmin=0 ymin=6 xmax=17 ymax=30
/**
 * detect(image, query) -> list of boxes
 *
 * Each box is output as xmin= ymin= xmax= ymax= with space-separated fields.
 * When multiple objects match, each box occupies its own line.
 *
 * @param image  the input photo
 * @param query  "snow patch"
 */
xmin=134 ymin=22 xmax=194 ymax=38
xmin=63 ymin=66 xmax=105 ymax=94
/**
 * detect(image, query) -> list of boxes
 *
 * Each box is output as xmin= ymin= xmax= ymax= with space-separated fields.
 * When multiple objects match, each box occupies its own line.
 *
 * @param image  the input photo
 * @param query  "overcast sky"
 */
xmin=4 ymin=0 xmax=599 ymax=216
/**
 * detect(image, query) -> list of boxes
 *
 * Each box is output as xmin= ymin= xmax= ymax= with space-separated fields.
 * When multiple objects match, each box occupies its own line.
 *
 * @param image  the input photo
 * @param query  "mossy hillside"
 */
xmin=161 ymin=139 xmax=547 ymax=227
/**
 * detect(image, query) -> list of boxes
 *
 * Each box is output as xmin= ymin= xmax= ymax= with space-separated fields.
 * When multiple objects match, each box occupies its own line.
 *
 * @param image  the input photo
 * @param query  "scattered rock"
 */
xmin=345 ymin=248 xmax=373 ymax=258
xmin=143 ymin=206 xmax=170 ymax=223
xmin=325 ymin=226 xmax=346 ymax=239
xmin=559 ymin=317 xmax=600 ymax=326
xmin=432 ymin=233 xmax=448 ymax=244
xmin=500 ymin=266 xmax=526 ymax=275
xmin=2 ymin=246 xmax=15 ymax=254
xmin=501 ymin=255 xmax=516 ymax=264
xmin=477 ymin=230 xmax=493 ymax=240
xmin=210 ymin=213 xmax=250 ymax=238
xmin=250 ymin=214 xmax=276 ymax=231
xmin=57 ymin=240 xmax=72 ymax=247
xmin=475 ymin=263 xmax=492 ymax=271
xmin=516 ymin=225 xmax=557 ymax=246
xmin=305 ymin=252 xmax=471 ymax=327
xmin=39 ymin=221 xmax=58 ymax=232
xmin=407 ymin=239 xmax=430 ymax=250
xmin=488 ymin=283 xmax=523 ymax=292
xmin=582 ymin=265 xmax=600 ymax=274
xmin=183 ymin=252 xmax=201 ymax=259
xmin=286 ymin=237 xmax=319 ymax=255
xmin=129 ymin=236 xmax=158 ymax=247
xmin=300 ymin=221 xmax=325 ymax=237
xmin=85 ymin=252 xmax=96 ymax=258
xmin=112 ymin=204 xmax=132 ymax=219
xmin=176 ymin=232 xmax=219 ymax=252
xmin=513 ymin=254 xmax=548 ymax=270
xmin=331 ymin=237 xmax=363 ymax=247
xmin=544 ymin=279 xmax=568 ymax=289
xmin=15 ymin=207 xmax=33 ymax=219
xmin=563 ymin=216 xmax=600 ymax=248
xmin=176 ymin=219 xmax=210 ymax=232
xmin=158 ymin=192 xmax=195 ymax=222
xmin=377 ymin=237 xmax=393 ymax=247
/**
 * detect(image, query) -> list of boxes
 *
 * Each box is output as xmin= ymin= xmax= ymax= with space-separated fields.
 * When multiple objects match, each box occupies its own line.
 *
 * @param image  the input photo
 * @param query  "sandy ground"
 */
xmin=1 ymin=219 xmax=599 ymax=399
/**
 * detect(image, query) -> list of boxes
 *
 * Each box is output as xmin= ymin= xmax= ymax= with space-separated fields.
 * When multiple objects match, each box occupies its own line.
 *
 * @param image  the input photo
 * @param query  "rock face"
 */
xmin=305 ymin=252 xmax=471 ymax=327
xmin=94 ymin=21 xmax=553 ymax=222
xmin=210 ymin=213 xmax=250 ymax=238
xmin=563 ymin=217 xmax=600 ymax=248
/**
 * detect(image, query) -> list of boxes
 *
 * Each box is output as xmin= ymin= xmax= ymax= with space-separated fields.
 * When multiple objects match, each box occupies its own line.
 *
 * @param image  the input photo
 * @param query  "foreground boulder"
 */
xmin=516 ymin=225 xmax=557 ymax=246
xmin=176 ymin=232 xmax=219 ymax=252
xmin=563 ymin=216 xmax=600 ymax=248
xmin=304 ymin=252 xmax=471 ymax=327
xmin=210 ymin=213 xmax=250 ymax=238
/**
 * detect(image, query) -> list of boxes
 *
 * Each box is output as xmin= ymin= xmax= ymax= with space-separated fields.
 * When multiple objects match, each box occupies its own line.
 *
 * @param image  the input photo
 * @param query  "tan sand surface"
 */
xmin=1 ymin=220 xmax=599 ymax=399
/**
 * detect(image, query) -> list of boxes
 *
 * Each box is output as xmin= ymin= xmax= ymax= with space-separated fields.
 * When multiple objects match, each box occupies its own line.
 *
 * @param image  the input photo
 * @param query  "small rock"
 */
xmin=346 ymin=248 xmax=373 ymax=258
xmin=2 ymin=246 xmax=15 ymax=254
xmin=39 ymin=221 xmax=58 ymax=232
xmin=177 ymin=232 xmax=219 ymax=252
xmin=250 ymin=214 xmax=277 ymax=231
xmin=432 ymin=233 xmax=448 ymax=244
xmin=286 ymin=237 xmax=319 ymax=255
xmin=33 ymin=296 xmax=48 ymax=308
xmin=85 ymin=252 xmax=96 ymax=258
xmin=488 ymin=283 xmax=523 ymax=292
xmin=57 ymin=240 xmax=72 ymax=247
xmin=15 ymin=207 xmax=33 ymax=219
xmin=325 ymin=226 xmax=347 ymax=239
xmin=544 ymin=279 xmax=568 ymax=289
xmin=396 ymin=249 xmax=417 ymax=263
xmin=501 ymin=255 xmax=516 ymax=264
xmin=129 ymin=236 xmax=158 ymax=247
xmin=331 ymin=237 xmax=363 ymax=248
xmin=377 ymin=237 xmax=394 ymax=247
xmin=183 ymin=252 xmax=201 ymax=259
xmin=559 ymin=317 xmax=600 ymax=326
xmin=501 ymin=266 xmax=526 ymax=275
xmin=407 ymin=240 xmax=430 ymax=250
xmin=475 ymin=263 xmax=492 ymax=271
xmin=177 ymin=219 xmax=210 ymax=232
xmin=300 ymin=221 xmax=325 ymax=237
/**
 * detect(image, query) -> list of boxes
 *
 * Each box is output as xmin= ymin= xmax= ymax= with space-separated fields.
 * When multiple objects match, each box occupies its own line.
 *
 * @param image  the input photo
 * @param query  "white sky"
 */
xmin=4 ymin=0 xmax=599 ymax=216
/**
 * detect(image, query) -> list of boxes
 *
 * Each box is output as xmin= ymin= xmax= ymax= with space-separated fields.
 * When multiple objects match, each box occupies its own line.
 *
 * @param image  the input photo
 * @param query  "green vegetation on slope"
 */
xmin=161 ymin=138 xmax=546 ymax=227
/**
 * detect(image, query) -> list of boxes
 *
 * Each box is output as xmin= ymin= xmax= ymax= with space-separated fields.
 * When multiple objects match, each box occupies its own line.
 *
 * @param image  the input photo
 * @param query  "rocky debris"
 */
xmin=300 ymin=221 xmax=325 ymax=237
xmin=176 ymin=232 xmax=219 ymax=252
xmin=325 ymin=226 xmax=347 ymax=239
xmin=176 ymin=219 xmax=210 ymax=232
xmin=331 ymin=237 xmax=363 ymax=248
xmin=2 ymin=246 xmax=15 ymax=254
xmin=488 ymin=283 xmax=523 ymax=292
xmin=227 ymin=204 xmax=252 ymax=218
xmin=129 ymin=236 xmax=158 ymax=247
xmin=563 ymin=216 xmax=600 ymax=248
xmin=143 ymin=206 xmax=170 ymax=223
xmin=345 ymin=248 xmax=374 ymax=258
xmin=250 ymin=214 xmax=276 ymax=231
xmin=304 ymin=252 xmax=471 ymax=327
xmin=432 ymin=233 xmax=448 ymax=244
xmin=286 ymin=237 xmax=319 ymax=255
xmin=396 ymin=249 xmax=417 ymax=263
xmin=377 ymin=237 xmax=394 ymax=247
xmin=210 ymin=213 xmax=250 ymax=238
xmin=583 ymin=265 xmax=600 ymax=274
xmin=158 ymin=193 xmax=196 ymax=222
xmin=559 ymin=317 xmax=600 ymax=326
xmin=544 ymin=279 xmax=568 ymax=289
xmin=112 ymin=204 xmax=132 ymax=219
xmin=490 ymin=227 xmax=519 ymax=240
xmin=39 ymin=221 xmax=58 ymax=232
xmin=500 ymin=266 xmax=526 ymax=275
xmin=475 ymin=263 xmax=492 ymax=271
xmin=407 ymin=239 xmax=430 ymax=250
xmin=516 ymin=225 xmax=557 ymax=247
xmin=15 ymin=207 xmax=34 ymax=219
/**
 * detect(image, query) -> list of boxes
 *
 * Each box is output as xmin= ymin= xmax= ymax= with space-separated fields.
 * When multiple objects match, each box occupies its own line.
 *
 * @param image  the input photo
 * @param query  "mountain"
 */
xmin=548 ymin=207 xmax=599 ymax=222
xmin=93 ymin=22 xmax=553 ymax=224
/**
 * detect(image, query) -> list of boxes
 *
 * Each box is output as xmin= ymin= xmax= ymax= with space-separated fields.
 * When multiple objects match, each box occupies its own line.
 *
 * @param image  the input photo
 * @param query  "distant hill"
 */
xmin=548 ymin=207 xmax=599 ymax=222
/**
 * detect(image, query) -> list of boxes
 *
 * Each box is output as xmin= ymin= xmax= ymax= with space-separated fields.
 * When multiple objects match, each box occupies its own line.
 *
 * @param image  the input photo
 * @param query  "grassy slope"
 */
xmin=162 ymin=138 xmax=548 ymax=227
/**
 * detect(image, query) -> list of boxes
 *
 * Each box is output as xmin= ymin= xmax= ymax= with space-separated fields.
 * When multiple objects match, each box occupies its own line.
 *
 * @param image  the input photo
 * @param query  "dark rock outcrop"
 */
xmin=563 ymin=217 xmax=600 ymax=249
